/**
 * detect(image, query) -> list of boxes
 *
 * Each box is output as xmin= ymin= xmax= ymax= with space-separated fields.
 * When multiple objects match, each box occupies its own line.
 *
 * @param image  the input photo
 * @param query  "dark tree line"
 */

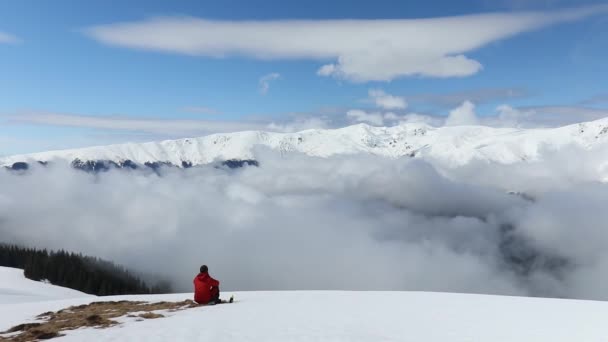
xmin=0 ymin=244 xmax=171 ymax=296
xmin=7 ymin=158 xmax=260 ymax=173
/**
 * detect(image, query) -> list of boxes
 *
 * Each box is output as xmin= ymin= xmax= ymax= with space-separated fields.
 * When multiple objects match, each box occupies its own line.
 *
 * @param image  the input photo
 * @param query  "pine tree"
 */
xmin=0 ymin=243 xmax=171 ymax=295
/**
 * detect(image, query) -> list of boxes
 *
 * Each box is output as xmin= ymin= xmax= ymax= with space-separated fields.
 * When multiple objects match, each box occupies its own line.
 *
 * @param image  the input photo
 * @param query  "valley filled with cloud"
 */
xmin=1 ymin=145 xmax=607 ymax=299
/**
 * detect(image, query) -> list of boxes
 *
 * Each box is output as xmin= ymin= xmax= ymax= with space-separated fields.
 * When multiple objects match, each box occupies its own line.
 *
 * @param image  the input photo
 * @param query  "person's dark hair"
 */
xmin=200 ymin=265 xmax=208 ymax=273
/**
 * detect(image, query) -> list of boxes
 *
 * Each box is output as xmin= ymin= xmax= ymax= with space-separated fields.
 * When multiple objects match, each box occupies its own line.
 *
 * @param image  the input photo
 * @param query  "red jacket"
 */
xmin=193 ymin=272 xmax=220 ymax=304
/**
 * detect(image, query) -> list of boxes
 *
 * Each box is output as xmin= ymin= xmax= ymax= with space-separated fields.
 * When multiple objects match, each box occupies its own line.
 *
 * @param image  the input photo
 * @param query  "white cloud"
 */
xmin=494 ymin=105 xmax=533 ymax=127
xmin=368 ymin=89 xmax=407 ymax=110
xmin=445 ymin=101 xmax=480 ymax=126
xmin=259 ymin=72 xmax=281 ymax=95
xmin=316 ymin=64 xmax=336 ymax=77
xmin=3 ymin=111 xmax=335 ymax=153
xmin=9 ymin=111 xmax=271 ymax=136
xmin=0 ymin=31 xmax=19 ymax=44
xmin=6 ymin=110 xmax=335 ymax=143
xmin=383 ymin=112 xmax=400 ymax=121
xmin=346 ymin=109 xmax=408 ymax=126
xmin=347 ymin=109 xmax=385 ymax=126
xmin=266 ymin=117 xmax=330 ymax=132
xmin=83 ymin=5 xmax=608 ymax=82
xmin=397 ymin=102 xmax=608 ymax=128
xmin=345 ymin=89 xmax=408 ymax=126
xmin=2 ymin=145 xmax=608 ymax=299
xmin=6 ymin=101 xmax=607 ymax=154
xmin=399 ymin=113 xmax=446 ymax=127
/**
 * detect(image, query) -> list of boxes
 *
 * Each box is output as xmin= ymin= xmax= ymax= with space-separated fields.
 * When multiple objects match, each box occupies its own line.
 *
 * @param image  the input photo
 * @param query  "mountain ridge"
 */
xmin=2 ymin=118 xmax=608 ymax=168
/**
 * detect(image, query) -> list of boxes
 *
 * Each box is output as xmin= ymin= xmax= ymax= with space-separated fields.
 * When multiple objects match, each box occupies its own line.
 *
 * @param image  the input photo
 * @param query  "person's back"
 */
xmin=193 ymin=265 xmax=220 ymax=304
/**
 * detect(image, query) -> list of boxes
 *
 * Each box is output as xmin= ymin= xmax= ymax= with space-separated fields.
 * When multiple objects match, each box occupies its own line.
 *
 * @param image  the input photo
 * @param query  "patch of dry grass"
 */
xmin=137 ymin=312 xmax=165 ymax=319
xmin=0 ymin=300 xmax=200 ymax=341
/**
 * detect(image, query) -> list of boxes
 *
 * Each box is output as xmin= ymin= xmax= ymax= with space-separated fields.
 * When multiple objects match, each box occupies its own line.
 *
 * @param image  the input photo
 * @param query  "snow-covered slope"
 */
xmin=3 ymin=118 xmax=608 ymax=168
xmin=0 ymin=266 xmax=90 ymax=304
xmin=3 ymin=291 xmax=608 ymax=341
xmin=3 ymin=267 xmax=608 ymax=341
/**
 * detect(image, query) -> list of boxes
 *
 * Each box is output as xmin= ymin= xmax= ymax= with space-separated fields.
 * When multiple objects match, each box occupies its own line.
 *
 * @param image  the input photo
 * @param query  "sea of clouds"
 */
xmin=1 ymin=145 xmax=608 ymax=300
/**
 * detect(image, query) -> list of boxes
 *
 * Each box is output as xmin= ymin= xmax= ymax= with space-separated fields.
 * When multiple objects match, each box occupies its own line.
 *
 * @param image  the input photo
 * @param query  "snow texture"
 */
xmin=2 ymin=266 xmax=608 ymax=341
xmin=0 ymin=267 xmax=90 ymax=304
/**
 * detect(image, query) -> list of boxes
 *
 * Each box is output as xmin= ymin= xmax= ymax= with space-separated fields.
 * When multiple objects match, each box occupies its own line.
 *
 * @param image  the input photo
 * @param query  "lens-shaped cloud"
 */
xmin=84 ymin=6 xmax=608 ymax=81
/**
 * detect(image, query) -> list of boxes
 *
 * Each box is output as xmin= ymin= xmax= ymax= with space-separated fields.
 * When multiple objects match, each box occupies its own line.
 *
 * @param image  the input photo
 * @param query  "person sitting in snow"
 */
xmin=193 ymin=265 xmax=221 ymax=305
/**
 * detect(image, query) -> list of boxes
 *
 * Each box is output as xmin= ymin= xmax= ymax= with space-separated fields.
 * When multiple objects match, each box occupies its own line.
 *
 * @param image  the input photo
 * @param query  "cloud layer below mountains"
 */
xmin=1 ymin=145 xmax=608 ymax=300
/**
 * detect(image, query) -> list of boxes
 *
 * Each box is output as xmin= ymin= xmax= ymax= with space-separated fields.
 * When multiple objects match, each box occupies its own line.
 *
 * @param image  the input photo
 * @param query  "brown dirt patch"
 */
xmin=137 ymin=312 xmax=164 ymax=319
xmin=0 ymin=300 xmax=200 ymax=341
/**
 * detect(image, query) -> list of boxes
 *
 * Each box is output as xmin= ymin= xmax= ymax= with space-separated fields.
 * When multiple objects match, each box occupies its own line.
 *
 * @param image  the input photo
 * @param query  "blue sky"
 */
xmin=1 ymin=0 xmax=607 ymax=155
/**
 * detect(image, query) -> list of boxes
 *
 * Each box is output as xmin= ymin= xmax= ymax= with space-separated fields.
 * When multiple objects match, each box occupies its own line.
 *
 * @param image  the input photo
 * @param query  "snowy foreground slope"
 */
xmin=0 ymin=267 xmax=89 ymax=304
xmin=2 ymin=267 xmax=608 ymax=341
xmin=2 ymin=117 xmax=608 ymax=167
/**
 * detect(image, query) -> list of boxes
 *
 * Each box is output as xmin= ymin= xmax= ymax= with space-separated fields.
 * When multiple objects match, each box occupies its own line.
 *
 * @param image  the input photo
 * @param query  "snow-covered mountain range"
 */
xmin=2 ymin=118 xmax=608 ymax=169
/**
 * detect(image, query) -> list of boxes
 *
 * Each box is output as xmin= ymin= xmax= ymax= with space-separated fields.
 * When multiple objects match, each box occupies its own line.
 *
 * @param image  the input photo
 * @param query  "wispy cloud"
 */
xmin=259 ymin=72 xmax=281 ymax=95
xmin=513 ymin=105 xmax=608 ymax=126
xmin=0 ymin=31 xmax=19 ymax=44
xmin=83 ymin=6 xmax=608 ymax=81
xmin=396 ymin=103 xmax=608 ymax=128
xmin=579 ymin=93 xmax=608 ymax=106
xmin=368 ymin=89 xmax=407 ymax=110
xmin=6 ymin=110 xmax=336 ymax=139
xmin=346 ymin=109 xmax=386 ymax=126
xmin=344 ymin=98 xmax=608 ymax=129
xmin=9 ymin=111 xmax=270 ymax=136
xmin=266 ymin=116 xmax=330 ymax=132
xmin=5 ymin=101 xmax=607 ymax=155
xmin=406 ymin=88 xmax=530 ymax=108
xmin=181 ymin=106 xmax=222 ymax=115
xmin=346 ymin=89 xmax=408 ymax=126
xmin=486 ymin=0 xmax=586 ymax=10
xmin=1 ymin=110 xmax=335 ymax=153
